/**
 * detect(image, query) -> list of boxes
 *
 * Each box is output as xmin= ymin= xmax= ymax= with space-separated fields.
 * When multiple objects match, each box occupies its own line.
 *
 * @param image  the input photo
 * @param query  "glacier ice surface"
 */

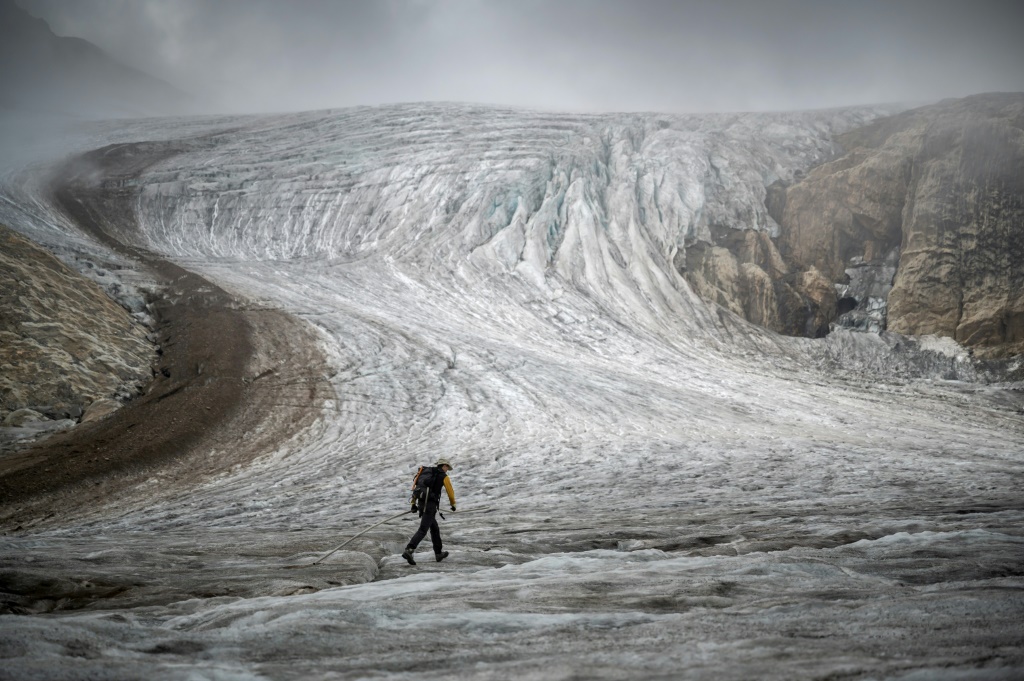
xmin=0 ymin=103 xmax=1021 ymax=680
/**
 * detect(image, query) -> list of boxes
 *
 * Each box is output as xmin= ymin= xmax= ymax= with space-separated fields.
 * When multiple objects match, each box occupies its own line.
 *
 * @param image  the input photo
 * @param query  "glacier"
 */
xmin=0 ymin=102 xmax=1022 ymax=680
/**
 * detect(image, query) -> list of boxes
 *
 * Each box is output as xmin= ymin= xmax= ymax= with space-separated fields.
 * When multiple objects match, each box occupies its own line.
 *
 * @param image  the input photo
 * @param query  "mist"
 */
xmin=14 ymin=0 xmax=1024 ymax=115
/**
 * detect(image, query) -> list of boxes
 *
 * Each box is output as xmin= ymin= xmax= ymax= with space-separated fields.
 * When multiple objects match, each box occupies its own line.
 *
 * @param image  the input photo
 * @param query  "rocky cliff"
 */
xmin=0 ymin=223 xmax=154 ymax=448
xmin=687 ymin=93 xmax=1024 ymax=358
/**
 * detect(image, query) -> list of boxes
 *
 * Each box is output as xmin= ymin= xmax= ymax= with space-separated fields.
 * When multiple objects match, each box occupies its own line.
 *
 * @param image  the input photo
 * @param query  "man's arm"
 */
xmin=443 ymin=476 xmax=456 ymax=510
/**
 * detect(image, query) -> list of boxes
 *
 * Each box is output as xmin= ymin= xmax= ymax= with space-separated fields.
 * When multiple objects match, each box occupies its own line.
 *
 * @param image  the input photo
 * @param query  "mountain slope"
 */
xmin=0 ymin=0 xmax=188 ymax=117
xmin=690 ymin=93 xmax=1024 ymax=356
xmin=0 ymin=222 xmax=153 ymax=445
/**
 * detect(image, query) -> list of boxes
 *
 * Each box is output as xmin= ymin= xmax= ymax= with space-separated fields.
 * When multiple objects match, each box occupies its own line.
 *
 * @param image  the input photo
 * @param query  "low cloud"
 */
xmin=16 ymin=0 xmax=1024 ymax=115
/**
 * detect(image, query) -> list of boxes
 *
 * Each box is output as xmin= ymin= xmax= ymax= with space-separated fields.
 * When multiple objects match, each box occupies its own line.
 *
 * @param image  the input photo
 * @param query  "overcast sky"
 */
xmin=17 ymin=0 xmax=1024 ymax=114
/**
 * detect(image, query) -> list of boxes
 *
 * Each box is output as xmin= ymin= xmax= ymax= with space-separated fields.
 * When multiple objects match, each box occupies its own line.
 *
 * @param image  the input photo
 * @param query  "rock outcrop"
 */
xmin=0 ymin=223 xmax=154 ymax=446
xmin=687 ymin=93 xmax=1024 ymax=358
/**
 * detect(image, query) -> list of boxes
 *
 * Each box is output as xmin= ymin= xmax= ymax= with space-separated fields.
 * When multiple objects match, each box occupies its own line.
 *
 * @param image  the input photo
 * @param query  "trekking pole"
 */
xmin=287 ymin=507 xmax=496 ymax=569
xmin=444 ymin=507 xmax=494 ymax=516
xmin=293 ymin=509 xmax=414 ymax=568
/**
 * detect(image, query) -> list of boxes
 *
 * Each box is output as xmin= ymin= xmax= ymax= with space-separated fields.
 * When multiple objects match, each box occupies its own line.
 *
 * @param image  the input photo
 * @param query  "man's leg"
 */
xmin=429 ymin=519 xmax=449 ymax=562
xmin=407 ymin=513 xmax=433 ymax=551
xmin=403 ymin=510 xmax=435 ymax=565
xmin=429 ymin=519 xmax=442 ymax=554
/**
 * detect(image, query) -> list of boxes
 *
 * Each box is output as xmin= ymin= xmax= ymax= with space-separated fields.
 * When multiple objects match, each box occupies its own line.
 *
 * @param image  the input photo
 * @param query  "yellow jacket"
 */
xmin=410 ymin=467 xmax=456 ymax=508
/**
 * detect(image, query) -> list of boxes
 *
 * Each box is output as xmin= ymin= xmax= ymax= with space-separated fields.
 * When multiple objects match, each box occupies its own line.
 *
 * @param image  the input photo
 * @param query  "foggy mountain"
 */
xmin=0 ymin=0 xmax=188 ymax=118
xmin=0 ymin=94 xmax=1022 ymax=678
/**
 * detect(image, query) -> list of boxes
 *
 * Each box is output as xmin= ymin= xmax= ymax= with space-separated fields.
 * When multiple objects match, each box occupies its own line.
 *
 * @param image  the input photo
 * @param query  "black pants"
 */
xmin=407 ymin=505 xmax=443 ymax=554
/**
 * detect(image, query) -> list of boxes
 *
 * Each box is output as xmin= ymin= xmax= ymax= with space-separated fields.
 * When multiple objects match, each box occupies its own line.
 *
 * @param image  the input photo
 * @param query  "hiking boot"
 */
xmin=402 ymin=548 xmax=416 ymax=565
xmin=435 ymin=551 xmax=449 ymax=563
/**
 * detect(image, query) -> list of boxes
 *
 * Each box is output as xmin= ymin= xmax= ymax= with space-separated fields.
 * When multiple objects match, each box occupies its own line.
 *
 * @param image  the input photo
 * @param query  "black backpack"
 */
xmin=412 ymin=465 xmax=446 ymax=515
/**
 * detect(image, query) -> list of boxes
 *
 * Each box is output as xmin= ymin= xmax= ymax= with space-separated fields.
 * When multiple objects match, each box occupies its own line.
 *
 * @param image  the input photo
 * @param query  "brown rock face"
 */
xmin=780 ymin=145 xmax=909 ymax=282
xmin=685 ymin=225 xmax=837 ymax=338
xmin=690 ymin=93 xmax=1024 ymax=358
xmin=883 ymin=99 xmax=1024 ymax=356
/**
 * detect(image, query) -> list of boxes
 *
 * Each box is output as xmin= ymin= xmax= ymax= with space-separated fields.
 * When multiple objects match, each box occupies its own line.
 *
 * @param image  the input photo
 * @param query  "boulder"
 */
xmin=3 ymin=408 xmax=45 ymax=427
xmin=81 ymin=398 xmax=121 ymax=424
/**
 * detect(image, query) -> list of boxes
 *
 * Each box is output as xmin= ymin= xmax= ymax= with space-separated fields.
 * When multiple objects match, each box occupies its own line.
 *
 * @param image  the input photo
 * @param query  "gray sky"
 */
xmin=17 ymin=0 xmax=1024 ymax=114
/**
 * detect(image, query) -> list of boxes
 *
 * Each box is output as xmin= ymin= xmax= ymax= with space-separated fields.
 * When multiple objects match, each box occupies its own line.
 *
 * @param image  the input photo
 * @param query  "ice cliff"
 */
xmin=122 ymin=104 xmax=890 ymax=339
xmin=92 ymin=97 xmax=1023 ymax=362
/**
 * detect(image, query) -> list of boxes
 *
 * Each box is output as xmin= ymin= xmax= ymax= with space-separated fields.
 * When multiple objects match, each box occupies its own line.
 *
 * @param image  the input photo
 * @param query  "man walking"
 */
xmin=402 ymin=458 xmax=456 ymax=565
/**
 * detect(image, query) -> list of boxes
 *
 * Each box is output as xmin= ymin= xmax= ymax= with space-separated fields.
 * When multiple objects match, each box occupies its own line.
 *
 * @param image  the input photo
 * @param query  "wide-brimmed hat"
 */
xmin=436 ymin=457 xmax=453 ymax=469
